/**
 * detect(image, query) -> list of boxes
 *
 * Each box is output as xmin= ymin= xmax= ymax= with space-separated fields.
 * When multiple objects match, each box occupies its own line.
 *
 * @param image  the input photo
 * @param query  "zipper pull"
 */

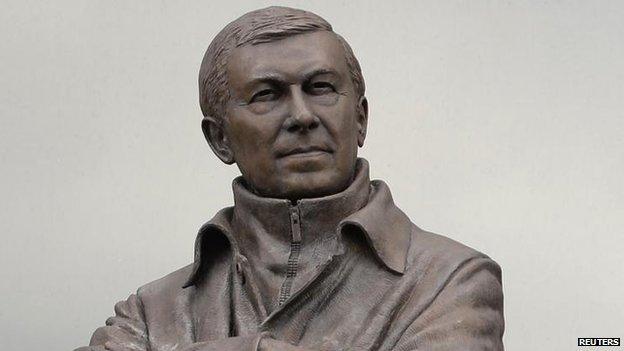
xmin=289 ymin=206 xmax=302 ymax=243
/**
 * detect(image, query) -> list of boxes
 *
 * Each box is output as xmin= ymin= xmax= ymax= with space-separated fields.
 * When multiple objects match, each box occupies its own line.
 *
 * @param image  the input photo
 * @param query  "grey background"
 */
xmin=2 ymin=1 xmax=623 ymax=350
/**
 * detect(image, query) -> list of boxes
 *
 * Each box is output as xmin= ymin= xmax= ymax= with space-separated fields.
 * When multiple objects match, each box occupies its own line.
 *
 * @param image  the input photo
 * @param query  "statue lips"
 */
xmin=276 ymin=145 xmax=333 ymax=159
xmin=275 ymin=145 xmax=334 ymax=171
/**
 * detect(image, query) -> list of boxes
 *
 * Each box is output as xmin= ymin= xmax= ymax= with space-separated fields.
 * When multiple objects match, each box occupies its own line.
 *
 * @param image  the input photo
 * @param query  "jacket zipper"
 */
xmin=277 ymin=205 xmax=302 ymax=305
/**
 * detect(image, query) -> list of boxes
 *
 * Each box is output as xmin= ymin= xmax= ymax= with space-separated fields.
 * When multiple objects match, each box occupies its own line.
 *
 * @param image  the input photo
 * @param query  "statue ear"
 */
xmin=201 ymin=116 xmax=235 ymax=164
xmin=356 ymin=96 xmax=369 ymax=147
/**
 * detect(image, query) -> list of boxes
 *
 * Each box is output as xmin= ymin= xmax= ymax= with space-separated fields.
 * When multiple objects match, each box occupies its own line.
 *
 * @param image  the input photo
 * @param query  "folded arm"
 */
xmin=76 ymin=257 xmax=503 ymax=351
xmin=74 ymin=294 xmax=313 ymax=351
xmin=391 ymin=257 xmax=505 ymax=351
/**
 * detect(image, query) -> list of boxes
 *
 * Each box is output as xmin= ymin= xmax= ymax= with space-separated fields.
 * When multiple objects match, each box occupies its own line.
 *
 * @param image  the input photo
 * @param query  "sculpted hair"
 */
xmin=198 ymin=6 xmax=366 ymax=121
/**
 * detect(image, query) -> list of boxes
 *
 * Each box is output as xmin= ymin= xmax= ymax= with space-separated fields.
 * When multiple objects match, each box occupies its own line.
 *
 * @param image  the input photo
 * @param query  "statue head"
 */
xmin=199 ymin=6 xmax=368 ymax=200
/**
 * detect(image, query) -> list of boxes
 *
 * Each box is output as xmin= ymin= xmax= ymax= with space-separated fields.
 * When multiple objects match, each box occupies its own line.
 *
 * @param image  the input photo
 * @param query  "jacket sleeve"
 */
xmin=182 ymin=335 xmax=315 ymax=351
xmin=74 ymin=295 xmax=314 ymax=351
xmin=74 ymin=293 xmax=149 ymax=351
xmin=392 ymin=257 xmax=505 ymax=351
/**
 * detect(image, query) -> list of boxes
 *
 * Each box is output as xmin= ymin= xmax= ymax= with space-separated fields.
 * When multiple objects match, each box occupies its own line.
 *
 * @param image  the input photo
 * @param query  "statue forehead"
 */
xmin=226 ymin=31 xmax=348 ymax=82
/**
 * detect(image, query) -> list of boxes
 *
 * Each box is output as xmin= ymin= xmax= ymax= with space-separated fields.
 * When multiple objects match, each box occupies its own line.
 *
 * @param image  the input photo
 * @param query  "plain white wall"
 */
xmin=2 ymin=1 xmax=623 ymax=350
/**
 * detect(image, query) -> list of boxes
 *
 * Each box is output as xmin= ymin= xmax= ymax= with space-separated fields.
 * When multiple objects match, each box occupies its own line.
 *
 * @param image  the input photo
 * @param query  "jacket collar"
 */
xmin=230 ymin=158 xmax=371 ymax=253
xmin=184 ymin=159 xmax=412 ymax=288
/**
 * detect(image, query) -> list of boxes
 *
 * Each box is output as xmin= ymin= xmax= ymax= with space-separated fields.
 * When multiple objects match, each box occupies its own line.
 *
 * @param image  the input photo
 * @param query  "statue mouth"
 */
xmin=277 ymin=145 xmax=333 ymax=158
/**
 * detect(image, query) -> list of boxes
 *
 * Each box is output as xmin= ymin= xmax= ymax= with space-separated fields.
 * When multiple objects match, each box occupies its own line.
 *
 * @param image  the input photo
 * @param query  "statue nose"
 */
xmin=284 ymin=88 xmax=319 ymax=133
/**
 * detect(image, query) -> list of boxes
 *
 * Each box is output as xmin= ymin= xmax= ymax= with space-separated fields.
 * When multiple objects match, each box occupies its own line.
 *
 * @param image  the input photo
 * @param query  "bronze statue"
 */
xmin=77 ymin=6 xmax=504 ymax=351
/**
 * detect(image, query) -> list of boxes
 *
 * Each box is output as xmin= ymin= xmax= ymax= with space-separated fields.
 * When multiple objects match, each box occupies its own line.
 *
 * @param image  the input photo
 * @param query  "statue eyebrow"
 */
xmin=244 ymin=73 xmax=292 ymax=89
xmin=242 ymin=75 xmax=287 ymax=94
xmin=243 ymin=68 xmax=339 ymax=92
xmin=302 ymin=68 xmax=338 ymax=81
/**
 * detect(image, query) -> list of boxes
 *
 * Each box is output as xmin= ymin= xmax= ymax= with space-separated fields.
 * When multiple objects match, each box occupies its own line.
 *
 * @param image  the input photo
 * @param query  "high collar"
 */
xmin=184 ymin=159 xmax=412 ymax=288
xmin=231 ymin=158 xmax=371 ymax=250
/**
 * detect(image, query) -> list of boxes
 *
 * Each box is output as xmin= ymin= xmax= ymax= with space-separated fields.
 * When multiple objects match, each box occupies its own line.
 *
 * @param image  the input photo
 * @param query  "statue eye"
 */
xmin=308 ymin=81 xmax=335 ymax=95
xmin=250 ymin=89 xmax=278 ymax=103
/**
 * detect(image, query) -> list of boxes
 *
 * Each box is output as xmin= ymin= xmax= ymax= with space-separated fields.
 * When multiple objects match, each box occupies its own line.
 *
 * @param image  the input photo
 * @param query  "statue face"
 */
xmin=218 ymin=31 xmax=368 ymax=199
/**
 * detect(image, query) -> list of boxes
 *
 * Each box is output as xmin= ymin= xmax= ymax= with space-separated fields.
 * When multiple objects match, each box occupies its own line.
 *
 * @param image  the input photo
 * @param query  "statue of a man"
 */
xmin=77 ymin=6 xmax=504 ymax=351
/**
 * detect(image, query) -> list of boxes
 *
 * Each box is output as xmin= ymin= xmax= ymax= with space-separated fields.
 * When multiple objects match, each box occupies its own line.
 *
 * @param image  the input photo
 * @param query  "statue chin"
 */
xmin=249 ymin=163 xmax=357 ymax=201
xmin=249 ymin=174 xmax=351 ymax=201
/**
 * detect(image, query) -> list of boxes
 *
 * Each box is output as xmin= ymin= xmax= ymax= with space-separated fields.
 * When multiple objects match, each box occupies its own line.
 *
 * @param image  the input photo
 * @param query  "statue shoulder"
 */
xmin=406 ymin=224 xmax=500 ymax=273
xmin=135 ymin=264 xmax=195 ymax=302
